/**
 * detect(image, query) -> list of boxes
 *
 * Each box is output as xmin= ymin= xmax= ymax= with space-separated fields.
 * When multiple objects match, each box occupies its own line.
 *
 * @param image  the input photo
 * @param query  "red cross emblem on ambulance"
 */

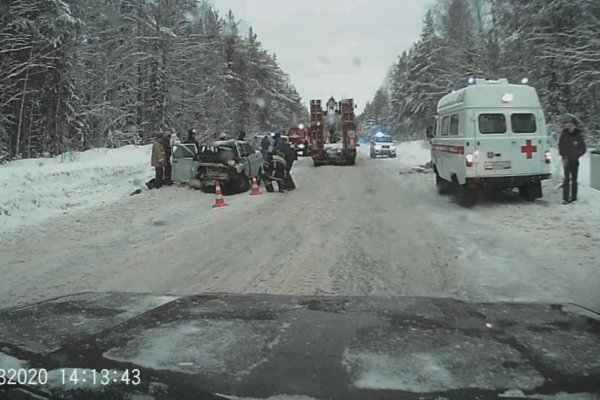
xmin=521 ymin=139 xmax=537 ymax=159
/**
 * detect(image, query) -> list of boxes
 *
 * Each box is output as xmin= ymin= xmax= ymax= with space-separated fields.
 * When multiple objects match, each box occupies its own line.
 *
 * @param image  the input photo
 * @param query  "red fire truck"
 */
xmin=286 ymin=126 xmax=310 ymax=156
xmin=309 ymin=97 xmax=357 ymax=166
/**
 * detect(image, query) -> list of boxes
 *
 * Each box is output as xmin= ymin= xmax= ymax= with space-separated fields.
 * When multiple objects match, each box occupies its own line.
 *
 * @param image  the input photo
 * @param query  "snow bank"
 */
xmin=394 ymin=140 xmax=432 ymax=166
xmin=0 ymin=145 xmax=153 ymax=234
xmin=0 ymin=352 xmax=29 ymax=369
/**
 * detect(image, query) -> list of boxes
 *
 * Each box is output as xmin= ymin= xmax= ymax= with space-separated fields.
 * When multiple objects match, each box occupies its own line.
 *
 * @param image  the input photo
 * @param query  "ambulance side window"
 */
xmin=450 ymin=114 xmax=459 ymax=136
xmin=478 ymin=114 xmax=506 ymax=134
xmin=441 ymin=116 xmax=450 ymax=136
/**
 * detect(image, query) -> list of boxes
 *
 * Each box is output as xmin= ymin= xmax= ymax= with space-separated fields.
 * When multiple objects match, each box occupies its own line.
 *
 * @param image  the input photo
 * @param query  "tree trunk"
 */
xmin=16 ymin=45 xmax=34 ymax=158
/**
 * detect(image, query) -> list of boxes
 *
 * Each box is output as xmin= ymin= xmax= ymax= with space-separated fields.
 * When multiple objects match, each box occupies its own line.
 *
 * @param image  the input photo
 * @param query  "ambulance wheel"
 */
xmin=519 ymin=183 xmax=542 ymax=201
xmin=436 ymin=172 xmax=450 ymax=195
xmin=453 ymin=177 xmax=475 ymax=207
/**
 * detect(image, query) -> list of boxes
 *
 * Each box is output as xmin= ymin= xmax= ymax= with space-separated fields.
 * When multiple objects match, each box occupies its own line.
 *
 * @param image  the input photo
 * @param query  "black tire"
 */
xmin=313 ymin=160 xmax=321 ymax=167
xmin=224 ymin=174 xmax=250 ymax=194
xmin=519 ymin=182 xmax=542 ymax=201
xmin=518 ymin=185 xmax=529 ymax=200
xmin=453 ymin=177 xmax=476 ymax=207
xmin=390 ymin=154 xmax=397 ymax=158
xmin=436 ymin=172 xmax=450 ymax=195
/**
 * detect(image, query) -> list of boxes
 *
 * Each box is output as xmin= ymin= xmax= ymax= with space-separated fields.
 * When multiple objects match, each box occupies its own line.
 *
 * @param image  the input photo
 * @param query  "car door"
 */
xmin=509 ymin=110 xmax=546 ymax=176
xmin=244 ymin=143 xmax=261 ymax=177
xmin=236 ymin=143 xmax=252 ymax=177
xmin=171 ymin=143 xmax=199 ymax=183
xmin=474 ymin=111 xmax=513 ymax=176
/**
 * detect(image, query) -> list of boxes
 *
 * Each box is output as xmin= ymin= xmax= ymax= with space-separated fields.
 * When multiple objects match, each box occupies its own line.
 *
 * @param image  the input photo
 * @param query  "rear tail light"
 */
xmin=465 ymin=154 xmax=474 ymax=167
xmin=465 ymin=151 xmax=478 ymax=167
xmin=544 ymin=150 xmax=551 ymax=164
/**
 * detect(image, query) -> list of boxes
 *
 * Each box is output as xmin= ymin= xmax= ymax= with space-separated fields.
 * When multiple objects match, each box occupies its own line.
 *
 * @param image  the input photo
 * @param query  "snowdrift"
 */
xmin=0 ymin=145 xmax=153 ymax=233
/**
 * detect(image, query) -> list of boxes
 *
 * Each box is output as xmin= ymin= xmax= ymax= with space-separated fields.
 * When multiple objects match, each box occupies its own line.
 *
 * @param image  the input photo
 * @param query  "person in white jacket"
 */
xmin=170 ymin=132 xmax=180 ymax=147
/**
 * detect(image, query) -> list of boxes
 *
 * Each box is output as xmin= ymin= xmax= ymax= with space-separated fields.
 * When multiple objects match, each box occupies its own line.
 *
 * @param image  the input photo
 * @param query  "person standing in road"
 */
xmin=151 ymin=133 xmax=166 ymax=189
xmin=184 ymin=128 xmax=200 ymax=153
xmin=273 ymin=132 xmax=283 ymax=152
xmin=260 ymin=136 xmax=286 ymax=193
xmin=170 ymin=130 xmax=180 ymax=147
xmin=280 ymin=139 xmax=297 ymax=191
xmin=260 ymin=135 xmax=272 ymax=155
xmin=162 ymin=129 xmax=174 ymax=185
xmin=558 ymin=115 xmax=587 ymax=204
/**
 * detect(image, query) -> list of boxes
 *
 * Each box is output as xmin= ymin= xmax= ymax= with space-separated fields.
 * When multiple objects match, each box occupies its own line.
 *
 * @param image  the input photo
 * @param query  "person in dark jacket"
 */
xmin=260 ymin=136 xmax=285 ymax=193
xmin=260 ymin=135 xmax=272 ymax=154
xmin=273 ymin=132 xmax=284 ymax=152
xmin=279 ymin=139 xmax=297 ymax=191
xmin=558 ymin=115 xmax=587 ymax=204
xmin=161 ymin=129 xmax=173 ymax=185
xmin=183 ymin=128 xmax=200 ymax=154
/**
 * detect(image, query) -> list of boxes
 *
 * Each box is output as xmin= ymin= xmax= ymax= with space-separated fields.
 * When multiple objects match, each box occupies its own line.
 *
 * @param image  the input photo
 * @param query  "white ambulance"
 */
xmin=428 ymin=78 xmax=552 ymax=207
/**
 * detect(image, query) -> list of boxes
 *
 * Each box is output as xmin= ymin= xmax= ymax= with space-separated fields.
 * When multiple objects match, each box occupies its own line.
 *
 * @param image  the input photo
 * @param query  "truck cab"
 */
xmin=430 ymin=78 xmax=551 ymax=206
xmin=287 ymin=127 xmax=310 ymax=156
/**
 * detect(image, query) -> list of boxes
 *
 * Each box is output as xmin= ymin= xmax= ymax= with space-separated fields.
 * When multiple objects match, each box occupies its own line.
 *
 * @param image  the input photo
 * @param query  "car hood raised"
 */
xmin=1 ymin=292 xmax=599 ymax=400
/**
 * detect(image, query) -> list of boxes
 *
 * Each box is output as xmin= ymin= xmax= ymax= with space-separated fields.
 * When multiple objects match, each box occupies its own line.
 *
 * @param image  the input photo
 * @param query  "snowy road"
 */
xmin=1 ymin=143 xmax=599 ymax=311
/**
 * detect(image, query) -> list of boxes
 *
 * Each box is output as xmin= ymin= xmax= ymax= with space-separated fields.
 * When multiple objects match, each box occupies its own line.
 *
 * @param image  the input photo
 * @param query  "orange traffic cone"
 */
xmin=212 ymin=180 xmax=228 ymax=208
xmin=249 ymin=177 xmax=262 ymax=195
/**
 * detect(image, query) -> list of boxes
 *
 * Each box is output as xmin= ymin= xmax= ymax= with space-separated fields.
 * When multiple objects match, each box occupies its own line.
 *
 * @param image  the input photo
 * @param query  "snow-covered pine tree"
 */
xmin=363 ymin=0 xmax=599 ymax=144
xmin=0 ymin=0 xmax=80 ymax=159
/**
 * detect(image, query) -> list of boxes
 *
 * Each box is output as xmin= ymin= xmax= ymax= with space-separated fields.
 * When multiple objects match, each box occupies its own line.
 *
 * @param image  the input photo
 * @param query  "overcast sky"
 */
xmin=212 ymin=0 xmax=431 ymax=114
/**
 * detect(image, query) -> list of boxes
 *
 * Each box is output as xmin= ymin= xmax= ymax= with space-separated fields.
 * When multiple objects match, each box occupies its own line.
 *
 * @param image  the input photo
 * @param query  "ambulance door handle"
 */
xmin=511 ymin=140 xmax=517 ymax=144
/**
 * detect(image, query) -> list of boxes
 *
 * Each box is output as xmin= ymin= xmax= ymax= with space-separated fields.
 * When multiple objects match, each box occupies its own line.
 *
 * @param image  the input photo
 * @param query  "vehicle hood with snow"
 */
xmin=186 ymin=140 xmax=263 ymax=194
xmin=1 ymin=292 xmax=598 ymax=400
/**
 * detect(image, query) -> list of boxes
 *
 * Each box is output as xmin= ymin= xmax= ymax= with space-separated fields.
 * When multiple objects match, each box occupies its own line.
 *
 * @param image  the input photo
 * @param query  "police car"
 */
xmin=428 ymin=78 xmax=551 ymax=207
xmin=370 ymin=132 xmax=396 ymax=158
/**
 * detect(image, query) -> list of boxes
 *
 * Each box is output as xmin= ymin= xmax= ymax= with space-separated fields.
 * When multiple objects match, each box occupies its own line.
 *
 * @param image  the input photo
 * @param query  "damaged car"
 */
xmin=173 ymin=139 xmax=263 ymax=194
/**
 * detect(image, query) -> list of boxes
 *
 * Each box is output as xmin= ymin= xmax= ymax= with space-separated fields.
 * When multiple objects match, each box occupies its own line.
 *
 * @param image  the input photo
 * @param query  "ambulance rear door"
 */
xmin=473 ymin=111 xmax=513 ymax=176
xmin=508 ymin=110 xmax=547 ymax=176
